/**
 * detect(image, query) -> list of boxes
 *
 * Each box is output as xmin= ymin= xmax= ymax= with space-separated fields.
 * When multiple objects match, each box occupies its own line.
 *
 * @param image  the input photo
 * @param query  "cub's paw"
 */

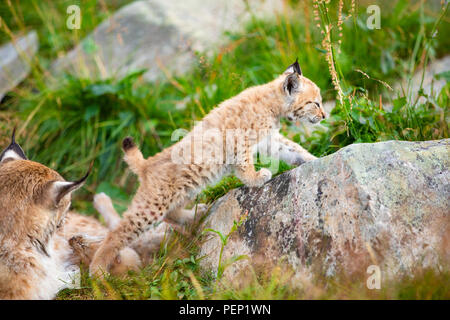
xmin=69 ymin=234 xmax=102 ymax=266
xmin=258 ymin=168 xmax=272 ymax=182
xmin=301 ymin=153 xmax=318 ymax=162
xmin=252 ymin=168 xmax=272 ymax=187
xmin=290 ymin=155 xmax=306 ymax=166
xmin=289 ymin=153 xmax=317 ymax=166
xmin=93 ymin=192 xmax=113 ymax=211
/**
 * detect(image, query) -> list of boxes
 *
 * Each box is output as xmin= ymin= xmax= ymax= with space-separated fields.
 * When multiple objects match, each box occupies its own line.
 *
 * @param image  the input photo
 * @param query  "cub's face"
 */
xmin=0 ymin=130 xmax=89 ymax=241
xmin=282 ymin=60 xmax=326 ymax=124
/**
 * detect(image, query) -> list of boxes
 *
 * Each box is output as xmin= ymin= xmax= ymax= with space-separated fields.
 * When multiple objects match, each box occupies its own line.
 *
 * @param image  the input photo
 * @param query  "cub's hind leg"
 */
xmin=93 ymin=192 xmax=121 ymax=229
xmin=89 ymin=186 xmax=184 ymax=277
xmin=94 ymin=192 xmax=172 ymax=266
xmin=94 ymin=191 xmax=206 ymax=235
xmin=69 ymin=234 xmax=142 ymax=275
xmin=164 ymin=203 xmax=209 ymax=234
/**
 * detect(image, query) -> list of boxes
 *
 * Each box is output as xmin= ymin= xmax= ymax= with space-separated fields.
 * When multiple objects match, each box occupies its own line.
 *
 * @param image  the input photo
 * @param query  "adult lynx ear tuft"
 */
xmin=0 ymin=127 xmax=28 ymax=163
xmin=50 ymin=162 xmax=93 ymax=204
xmin=284 ymin=58 xmax=302 ymax=76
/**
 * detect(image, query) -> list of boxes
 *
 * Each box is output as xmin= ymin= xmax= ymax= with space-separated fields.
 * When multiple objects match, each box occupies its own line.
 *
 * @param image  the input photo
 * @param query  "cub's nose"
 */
xmin=321 ymin=111 xmax=326 ymax=119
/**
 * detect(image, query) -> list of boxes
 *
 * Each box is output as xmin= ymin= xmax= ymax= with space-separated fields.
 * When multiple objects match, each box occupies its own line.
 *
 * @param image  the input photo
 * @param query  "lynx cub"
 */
xmin=90 ymin=60 xmax=326 ymax=276
xmin=0 ymin=131 xmax=142 ymax=299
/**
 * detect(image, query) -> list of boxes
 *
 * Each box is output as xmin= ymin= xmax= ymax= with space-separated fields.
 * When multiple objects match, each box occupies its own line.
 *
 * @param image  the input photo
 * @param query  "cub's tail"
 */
xmin=122 ymin=137 xmax=145 ymax=175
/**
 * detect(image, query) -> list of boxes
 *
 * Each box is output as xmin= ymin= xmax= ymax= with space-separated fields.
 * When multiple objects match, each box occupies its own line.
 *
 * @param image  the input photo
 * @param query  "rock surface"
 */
xmin=0 ymin=31 xmax=38 ymax=100
xmin=199 ymin=139 xmax=450 ymax=280
xmin=52 ymin=0 xmax=281 ymax=82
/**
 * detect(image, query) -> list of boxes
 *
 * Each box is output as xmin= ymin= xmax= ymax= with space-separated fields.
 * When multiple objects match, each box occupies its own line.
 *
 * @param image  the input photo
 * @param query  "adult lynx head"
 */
xmin=0 ymin=129 xmax=89 ymax=248
xmin=282 ymin=59 xmax=326 ymax=124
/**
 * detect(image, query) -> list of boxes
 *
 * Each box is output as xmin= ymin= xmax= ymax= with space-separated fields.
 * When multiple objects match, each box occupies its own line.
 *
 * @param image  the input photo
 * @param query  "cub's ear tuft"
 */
xmin=0 ymin=127 xmax=27 ymax=163
xmin=284 ymin=58 xmax=302 ymax=76
xmin=48 ymin=163 xmax=93 ymax=205
xmin=122 ymin=136 xmax=136 ymax=152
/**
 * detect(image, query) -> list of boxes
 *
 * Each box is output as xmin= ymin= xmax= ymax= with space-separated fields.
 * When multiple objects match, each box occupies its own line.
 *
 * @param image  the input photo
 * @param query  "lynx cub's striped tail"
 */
xmin=122 ymin=137 xmax=145 ymax=175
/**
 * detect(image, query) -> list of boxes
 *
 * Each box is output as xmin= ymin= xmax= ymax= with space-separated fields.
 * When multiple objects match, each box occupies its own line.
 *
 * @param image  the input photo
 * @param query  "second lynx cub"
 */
xmin=90 ymin=60 xmax=326 ymax=276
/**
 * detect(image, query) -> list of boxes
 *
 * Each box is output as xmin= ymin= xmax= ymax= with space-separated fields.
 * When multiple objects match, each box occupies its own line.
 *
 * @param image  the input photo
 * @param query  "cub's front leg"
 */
xmin=258 ymin=132 xmax=317 ymax=166
xmin=234 ymin=145 xmax=272 ymax=187
xmin=277 ymin=134 xmax=317 ymax=165
xmin=230 ymin=138 xmax=272 ymax=187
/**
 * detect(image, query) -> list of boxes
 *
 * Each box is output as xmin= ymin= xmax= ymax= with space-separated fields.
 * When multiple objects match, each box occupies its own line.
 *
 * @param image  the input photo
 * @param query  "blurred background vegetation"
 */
xmin=0 ymin=0 xmax=448 ymax=211
xmin=0 ymin=0 xmax=449 ymax=299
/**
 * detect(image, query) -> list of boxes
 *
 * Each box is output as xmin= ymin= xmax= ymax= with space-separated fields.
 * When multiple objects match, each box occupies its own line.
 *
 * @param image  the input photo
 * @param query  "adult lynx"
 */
xmin=0 ymin=130 xmax=143 ymax=299
xmin=90 ymin=60 xmax=326 ymax=276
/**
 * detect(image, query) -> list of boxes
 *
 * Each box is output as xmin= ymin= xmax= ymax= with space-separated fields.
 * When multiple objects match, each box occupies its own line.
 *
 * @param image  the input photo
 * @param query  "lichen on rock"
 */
xmin=198 ymin=139 xmax=450 ymax=281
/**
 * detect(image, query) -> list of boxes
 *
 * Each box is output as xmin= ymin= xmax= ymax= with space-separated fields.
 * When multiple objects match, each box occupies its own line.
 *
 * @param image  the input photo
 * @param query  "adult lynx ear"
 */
xmin=0 ymin=127 xmax=27 ymax=163
xmin=47 ymin=163 xmax=93 ymax=205
xmin=284 ymin=58 xmax=302 ymax=76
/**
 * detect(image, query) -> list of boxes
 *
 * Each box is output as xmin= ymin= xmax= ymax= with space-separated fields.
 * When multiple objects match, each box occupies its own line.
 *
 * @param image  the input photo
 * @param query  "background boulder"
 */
xmin=51 ymin=0 xmax=281 ymax=81
xmin=0 ymin=31 xmax=38 ymax=101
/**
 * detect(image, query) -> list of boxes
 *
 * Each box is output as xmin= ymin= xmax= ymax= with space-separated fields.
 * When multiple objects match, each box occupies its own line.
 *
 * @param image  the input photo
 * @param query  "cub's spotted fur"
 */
xmin=90 ymin=61 xmax=326 ymax=276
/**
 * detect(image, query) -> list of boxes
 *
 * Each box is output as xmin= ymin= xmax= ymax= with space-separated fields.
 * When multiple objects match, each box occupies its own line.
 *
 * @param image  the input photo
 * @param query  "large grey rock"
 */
xmin=199 ymin=139 xmax=450 ymax=280
xmin=51 ymin=0 xmax=281 ymax=82
xmin=0 ymin=31 xmax=38 ymax=100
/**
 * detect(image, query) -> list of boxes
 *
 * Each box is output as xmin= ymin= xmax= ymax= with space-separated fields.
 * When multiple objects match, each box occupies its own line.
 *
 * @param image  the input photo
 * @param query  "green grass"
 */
xmin=305 ymin=85 xmax=449 ymax=157
xmin=1 ymin=0 xmax=449 ymax=299
xmin=0 ymin=0 xmax=133 ymax=60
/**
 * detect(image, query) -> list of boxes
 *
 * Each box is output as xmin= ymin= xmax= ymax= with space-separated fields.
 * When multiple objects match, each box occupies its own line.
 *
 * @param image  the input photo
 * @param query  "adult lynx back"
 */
xmin=90 ymin=60 xmax=326 ymax=276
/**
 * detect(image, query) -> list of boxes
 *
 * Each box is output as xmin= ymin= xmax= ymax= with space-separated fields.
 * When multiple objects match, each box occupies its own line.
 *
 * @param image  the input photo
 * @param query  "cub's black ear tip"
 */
xmin=122 ymin=137 xmax=135 ymax=151
xmin=293 ymin=58 xmax=302 ymax=75
xmin=11 ymin=126 xmax=17 ymax=143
